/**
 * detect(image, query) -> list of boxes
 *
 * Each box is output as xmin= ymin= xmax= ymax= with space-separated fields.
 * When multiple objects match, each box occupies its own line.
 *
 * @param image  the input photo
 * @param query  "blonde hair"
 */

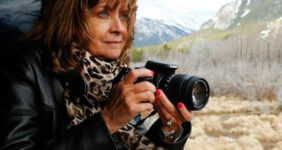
xmin=23 ymin=0 xmax=137 ymax=72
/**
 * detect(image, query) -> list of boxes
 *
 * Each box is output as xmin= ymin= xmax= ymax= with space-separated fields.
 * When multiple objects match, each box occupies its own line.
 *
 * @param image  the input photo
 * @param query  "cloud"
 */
xmin=137 ymin=0 xmax=234 ymax=30
xmin=138 ymin=0 xmax=234 ymax=13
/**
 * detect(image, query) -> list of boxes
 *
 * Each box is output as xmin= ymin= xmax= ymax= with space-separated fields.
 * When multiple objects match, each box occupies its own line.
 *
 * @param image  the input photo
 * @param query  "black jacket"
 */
xmin=0 ymin=45 xmax=191 ymax=150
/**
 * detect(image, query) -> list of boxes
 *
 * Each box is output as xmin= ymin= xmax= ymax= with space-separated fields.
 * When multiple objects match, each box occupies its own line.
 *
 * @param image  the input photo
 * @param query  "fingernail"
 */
xmin=177 ymin=102 xmax=184 ymax=109
xmin=156 ymin=89 xmax=162 ymax=96
xmin=150 ymin=71 xmax=155 ymax=76
xmin=154 ymin=96 xmax=159 ymax=105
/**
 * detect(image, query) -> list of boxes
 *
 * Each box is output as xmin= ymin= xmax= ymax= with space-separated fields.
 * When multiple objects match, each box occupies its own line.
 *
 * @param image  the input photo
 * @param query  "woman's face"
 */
xmin=87 ymin=0 xmax=129 ymax=60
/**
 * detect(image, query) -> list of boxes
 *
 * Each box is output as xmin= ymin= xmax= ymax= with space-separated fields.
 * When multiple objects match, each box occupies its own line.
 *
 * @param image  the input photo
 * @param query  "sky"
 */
xmin=137 ymin=0 xmax=234 ymax=12
xmin=137 ymin=0 xmax=234 ymax=30
xmin=0 ymin=0 xmax=235 ymax=31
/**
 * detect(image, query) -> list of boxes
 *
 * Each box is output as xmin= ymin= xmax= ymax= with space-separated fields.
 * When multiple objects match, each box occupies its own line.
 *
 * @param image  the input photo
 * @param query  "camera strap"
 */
xmin=114 ymin=68 xmax=159 ymax=126
xmin=133 ymin=109 xmax=157 ymax=127
xmin=112 ymin=67 xmax=132 ymax=85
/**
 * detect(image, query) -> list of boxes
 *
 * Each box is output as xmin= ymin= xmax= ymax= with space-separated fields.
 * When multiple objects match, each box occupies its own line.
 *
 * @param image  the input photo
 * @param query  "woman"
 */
xmin=0 ymin=0 xmax=193 ymax=149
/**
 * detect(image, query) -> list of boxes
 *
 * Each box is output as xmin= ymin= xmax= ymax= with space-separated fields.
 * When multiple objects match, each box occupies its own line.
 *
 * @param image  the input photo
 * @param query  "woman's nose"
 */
xmin=109 ymin=15 xmax=126 ymax=34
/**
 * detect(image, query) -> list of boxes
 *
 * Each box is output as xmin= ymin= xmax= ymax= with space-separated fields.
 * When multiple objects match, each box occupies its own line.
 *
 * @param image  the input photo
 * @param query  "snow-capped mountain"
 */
xmin=134 ymin=18 xmax=193 ymax=47
xmin=134 ymin=0 xmax=217 ymax=47
xmin=201 ymin=0 xmax=282 ymax=30
xmin=161 ymin=0 xmax=282 ymax=51
xmin=0 ymin=0 xmax=223 ymax=48
xmin=201 ymin=0 xmax=242 ymax=30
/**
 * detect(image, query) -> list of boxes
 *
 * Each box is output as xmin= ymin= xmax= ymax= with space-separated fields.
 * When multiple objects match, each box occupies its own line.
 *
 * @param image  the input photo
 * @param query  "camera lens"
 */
xmin=192 ymin=80 xmax=208 ymax=109
xmin=165 ymin=74 xmax=209 ymax=110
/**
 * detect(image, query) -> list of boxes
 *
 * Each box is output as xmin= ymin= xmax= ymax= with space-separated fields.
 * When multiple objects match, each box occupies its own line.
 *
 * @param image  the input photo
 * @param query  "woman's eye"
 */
xmin=98 ymin=11 xmax=108 ymax=18
xmin=120 ymin=13 xmax=129 ymax=21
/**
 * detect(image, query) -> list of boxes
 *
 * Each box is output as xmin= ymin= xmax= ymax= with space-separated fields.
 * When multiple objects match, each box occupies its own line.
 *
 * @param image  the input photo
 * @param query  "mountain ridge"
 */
xmin=201 ymin=0 xmax=282 ymax=31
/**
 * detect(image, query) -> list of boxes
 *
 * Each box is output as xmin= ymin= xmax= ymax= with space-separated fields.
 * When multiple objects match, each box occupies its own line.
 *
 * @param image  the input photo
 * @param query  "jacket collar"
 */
xmin=54 ymin=68 xmax=87 ymax=99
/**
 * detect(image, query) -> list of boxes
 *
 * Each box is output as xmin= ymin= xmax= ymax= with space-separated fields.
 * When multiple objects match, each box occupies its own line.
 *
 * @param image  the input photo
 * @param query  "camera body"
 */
xmin=137 ymin=61 xmax=209 ymax=111
xmin=136 ymin=60 xmax=178 ymax=89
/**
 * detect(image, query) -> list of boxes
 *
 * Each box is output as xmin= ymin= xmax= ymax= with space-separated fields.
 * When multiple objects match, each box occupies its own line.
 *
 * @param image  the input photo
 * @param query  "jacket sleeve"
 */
xmin=145 ymin=119 xmax=192 ymax=150
xmin=117 ymin=114 xmax=191 ymax=150
xmin=0 ymin=53 xmax=118 ymax=150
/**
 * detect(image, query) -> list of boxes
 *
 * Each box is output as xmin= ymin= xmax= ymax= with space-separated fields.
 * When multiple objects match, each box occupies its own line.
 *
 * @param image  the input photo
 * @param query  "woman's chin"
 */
xmin=87 ymin=48 xmax=123 ymax=60
xmin=101 ymin=51 xmax=123 ymax=60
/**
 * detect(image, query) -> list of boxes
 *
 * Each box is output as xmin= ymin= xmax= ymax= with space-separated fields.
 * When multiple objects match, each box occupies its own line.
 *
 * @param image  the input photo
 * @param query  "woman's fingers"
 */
xmin=135 ymin=103 xmax=154 ymax=112
xmin=157 ymin=89 xmax=184 ymax=121
xmin=177 ymin=102 xmax=193 ymax=121
xmin=132 ymin=81 xmax=156 ymax=94
xmin=118 ymin=68 xmax=156 ymax=104
xmin=156 ymin=101 xmax=182 ymax=127
xmin=133 ymin=91 xmax=155 ymax=103
xmin=156 ymin=101 xmax=172 ymax=121
xmin=123 ymin=69 xmax=154 ymax=84
xmin=102 ymin=69 xmax=156 ymax=133
xmin=155 ymin=106 xmax=167 ymax=125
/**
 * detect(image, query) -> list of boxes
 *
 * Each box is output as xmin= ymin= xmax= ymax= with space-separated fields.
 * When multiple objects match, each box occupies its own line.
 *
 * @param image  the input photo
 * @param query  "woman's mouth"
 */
xmin=103 ymin=41 xmax=123 ymax=47
xmin=104 ymin=41 xmax=122 ymax=44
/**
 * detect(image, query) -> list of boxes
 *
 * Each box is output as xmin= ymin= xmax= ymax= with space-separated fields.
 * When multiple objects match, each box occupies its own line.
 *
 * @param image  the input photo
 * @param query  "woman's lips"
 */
xmin=103 ymin=41 xmax=122 ymax=47
xmin=104 ymin=41 xmax=122 ymax=44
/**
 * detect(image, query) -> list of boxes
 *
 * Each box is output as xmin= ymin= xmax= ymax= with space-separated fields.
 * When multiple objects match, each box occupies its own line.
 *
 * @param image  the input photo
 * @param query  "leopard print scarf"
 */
xmin=65 ymin=47 xmax=128 ymax=127
xmin=64 ymin=46 xmax=161 ymax=150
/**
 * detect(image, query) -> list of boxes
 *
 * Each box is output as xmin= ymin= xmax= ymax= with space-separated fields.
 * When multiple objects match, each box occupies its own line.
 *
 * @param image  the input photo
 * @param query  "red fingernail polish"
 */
xmin=151 ymin=71 xmax=155 ymax=76
xmin=154 ymin=96 xmax=159 ymax=105
xmin=177 ymin=102 xmax=184 ymax=109
xmin=156 ymin=89 xmax=162 ymax=96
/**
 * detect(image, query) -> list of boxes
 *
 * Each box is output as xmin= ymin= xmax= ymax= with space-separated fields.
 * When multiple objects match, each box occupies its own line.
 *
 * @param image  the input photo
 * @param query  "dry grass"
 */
xmin=131 ymin=25 xmax=282 ymax=149
xmin=184 ymin=96 xmax=282 ymax=150
xmin=142 ymin=96 xmax=282 ymax=150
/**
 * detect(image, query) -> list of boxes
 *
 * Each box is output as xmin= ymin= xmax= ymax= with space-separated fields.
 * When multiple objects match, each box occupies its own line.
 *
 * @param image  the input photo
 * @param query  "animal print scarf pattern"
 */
xmin=64 ymin=46 xmax=162 ymax=150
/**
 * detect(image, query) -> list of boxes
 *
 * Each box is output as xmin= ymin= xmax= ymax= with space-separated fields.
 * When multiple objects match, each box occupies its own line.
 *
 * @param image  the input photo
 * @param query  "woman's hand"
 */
xmin=101 ymin=69 xmax=156 ymax=134
xmin=154 ymin=89 xmax=193 ymax=142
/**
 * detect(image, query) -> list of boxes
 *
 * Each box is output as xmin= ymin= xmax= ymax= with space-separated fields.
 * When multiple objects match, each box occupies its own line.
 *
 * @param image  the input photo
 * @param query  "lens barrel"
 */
xmin=166 ymin=74 xmax=209 ymax=110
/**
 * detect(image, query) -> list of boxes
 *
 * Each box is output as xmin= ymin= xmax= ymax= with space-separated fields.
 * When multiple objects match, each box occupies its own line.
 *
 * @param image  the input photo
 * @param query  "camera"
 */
xmin=135 ymin=61 xmax=210 ymax=111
